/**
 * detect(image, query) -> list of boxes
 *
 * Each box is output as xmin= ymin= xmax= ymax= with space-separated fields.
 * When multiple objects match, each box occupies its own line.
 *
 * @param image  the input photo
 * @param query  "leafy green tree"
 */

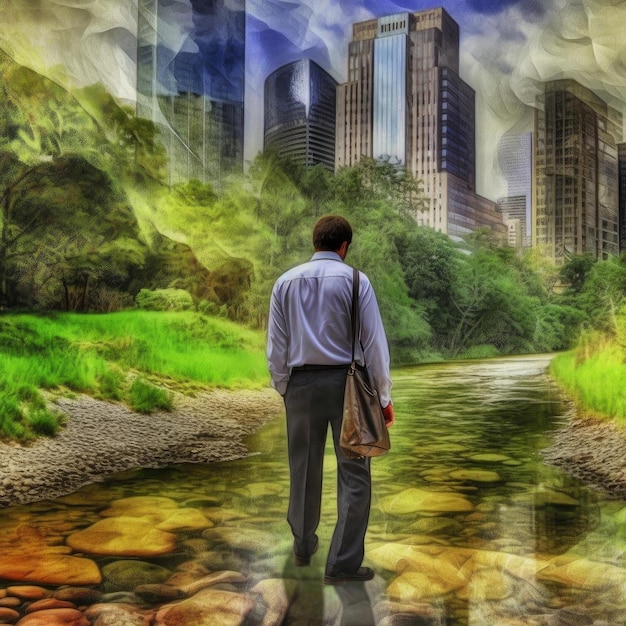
xmin=559 ymin=253 xmax=596 ymax=294
xmin=395 ymin=227 xmax=458 ymax=340
xmin=1 ymin=157 xmax=147 ymax=310
xmin=578 ymin=256 xmax=626 ymax=333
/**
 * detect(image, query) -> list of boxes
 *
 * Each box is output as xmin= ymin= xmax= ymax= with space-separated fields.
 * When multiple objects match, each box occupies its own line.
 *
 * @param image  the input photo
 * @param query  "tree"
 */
xmin=1 ymin=157 xmax=148 ymax=310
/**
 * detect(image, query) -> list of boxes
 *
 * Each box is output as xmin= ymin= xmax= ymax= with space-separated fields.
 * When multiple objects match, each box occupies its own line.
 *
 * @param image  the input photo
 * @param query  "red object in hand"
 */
xmin=382 ymin=403 xmax=395 ymax=428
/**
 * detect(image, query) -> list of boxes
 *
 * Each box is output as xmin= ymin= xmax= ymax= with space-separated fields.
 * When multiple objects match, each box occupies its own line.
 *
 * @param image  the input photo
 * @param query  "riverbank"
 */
xmin=0 ymin=388 xmax=283 ymax=507
xmin=542 ymin=407 xmax=626 ymax=499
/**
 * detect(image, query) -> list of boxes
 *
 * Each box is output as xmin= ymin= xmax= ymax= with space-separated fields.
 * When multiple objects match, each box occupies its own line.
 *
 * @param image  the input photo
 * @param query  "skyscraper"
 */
xmin=137 ymin=0 xmax=245 ymax=187
xmin=498 ymin=132 xmax=533 ymax=248
xmin=534 ymin=80 xmax=622 ymax=262
xmin=618 ymin=143 xmax=626 ymax=253
xmin=336 ymin=8 xmax=505 ymax=239
xmin=264 ymin=59 xmax=337 ymax=172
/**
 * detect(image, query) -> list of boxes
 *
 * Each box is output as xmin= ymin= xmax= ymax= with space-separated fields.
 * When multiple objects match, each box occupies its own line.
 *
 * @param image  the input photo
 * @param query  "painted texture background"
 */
xmin=1 ymin=0 xmax=626 ymax=199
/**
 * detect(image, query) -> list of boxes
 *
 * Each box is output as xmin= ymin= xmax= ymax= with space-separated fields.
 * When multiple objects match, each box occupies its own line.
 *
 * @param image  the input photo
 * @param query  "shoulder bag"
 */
xmin=340 ymin=267 xmax=391 ymax=459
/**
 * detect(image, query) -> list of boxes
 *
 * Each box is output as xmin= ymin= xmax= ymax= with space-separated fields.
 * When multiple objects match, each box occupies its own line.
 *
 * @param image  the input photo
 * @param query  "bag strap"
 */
xmin=350 ymin=267 xmax=359 ymax=365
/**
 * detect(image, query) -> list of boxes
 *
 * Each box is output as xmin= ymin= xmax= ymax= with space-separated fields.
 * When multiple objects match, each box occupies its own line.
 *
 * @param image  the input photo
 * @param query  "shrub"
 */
xmin=28 ymin=409 xmax=62 ymax=436
xmin=135 ymin=288 xmax=195 ymax=312
xmin=129 ymin=378 xmax=173 ymax=414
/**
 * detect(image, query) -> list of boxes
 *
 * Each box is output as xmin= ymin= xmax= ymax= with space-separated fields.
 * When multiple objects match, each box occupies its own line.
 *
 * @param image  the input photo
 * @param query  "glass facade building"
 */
xmin=137 ymin=0 xmax=245 ymax=187
xmin=264 ymin=59 xmax=337 ymax=172
xmin=336 ymin=7 xmax=505 ymax=240
xmin=619 ymin=143 xmax=626 ymax=253
xmin=497 ymin=132 xmax=533 ymax=248
xmin=534 ymin=80 xmax=621 ymax=262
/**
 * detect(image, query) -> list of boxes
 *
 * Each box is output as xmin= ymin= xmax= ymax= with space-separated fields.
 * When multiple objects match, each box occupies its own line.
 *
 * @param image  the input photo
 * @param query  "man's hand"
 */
xmin=382 ymin=402 xmax=395 ymax=428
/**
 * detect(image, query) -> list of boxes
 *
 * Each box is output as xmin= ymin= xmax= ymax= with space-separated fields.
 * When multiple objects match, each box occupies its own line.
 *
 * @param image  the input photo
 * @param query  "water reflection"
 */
xmin=1 ymin=355 xmax=626 ymax=625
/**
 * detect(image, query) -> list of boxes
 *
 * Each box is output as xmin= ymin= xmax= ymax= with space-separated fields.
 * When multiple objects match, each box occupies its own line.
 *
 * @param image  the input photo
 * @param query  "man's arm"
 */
xmin=357 ymin=273 xmax=393 ymax=411
xmin=266 ymin=285 xmax=290 ymax=396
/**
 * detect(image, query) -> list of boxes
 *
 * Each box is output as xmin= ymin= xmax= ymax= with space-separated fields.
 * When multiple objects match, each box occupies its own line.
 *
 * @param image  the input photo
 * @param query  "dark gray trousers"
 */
xmin=284 ymin=366 xmax=371 ymax=575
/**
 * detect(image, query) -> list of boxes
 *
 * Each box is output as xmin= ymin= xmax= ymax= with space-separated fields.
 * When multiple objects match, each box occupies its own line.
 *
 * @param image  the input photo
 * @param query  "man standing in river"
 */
xmin=266 ymin=215 xmax=394 ymax=585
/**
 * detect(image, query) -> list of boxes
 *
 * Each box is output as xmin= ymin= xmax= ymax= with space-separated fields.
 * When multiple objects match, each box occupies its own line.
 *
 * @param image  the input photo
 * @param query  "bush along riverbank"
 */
xmin=544 ymin=308 xmax=626 ymax=497
xmin=0 ymin=311 xmax=270 ymax=441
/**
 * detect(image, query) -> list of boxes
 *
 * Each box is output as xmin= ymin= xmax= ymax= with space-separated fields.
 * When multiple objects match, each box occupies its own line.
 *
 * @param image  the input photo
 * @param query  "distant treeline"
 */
xmin=2 ymin=48 xmax=625 ymax=363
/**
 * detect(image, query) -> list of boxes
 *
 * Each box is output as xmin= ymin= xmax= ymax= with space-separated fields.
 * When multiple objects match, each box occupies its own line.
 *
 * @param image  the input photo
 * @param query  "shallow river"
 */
xmin=2 ymin=354 xmax=626 ymax=625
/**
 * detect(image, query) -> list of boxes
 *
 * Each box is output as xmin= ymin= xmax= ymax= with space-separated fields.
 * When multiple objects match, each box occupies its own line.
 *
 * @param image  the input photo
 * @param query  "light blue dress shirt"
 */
xmin=267 ymin=251 xmax=392 ymax=406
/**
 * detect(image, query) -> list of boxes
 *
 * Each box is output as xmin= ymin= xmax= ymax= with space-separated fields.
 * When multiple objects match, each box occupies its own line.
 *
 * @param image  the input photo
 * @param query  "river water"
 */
xmin=2 ymin=354 xmax=626 ymax=625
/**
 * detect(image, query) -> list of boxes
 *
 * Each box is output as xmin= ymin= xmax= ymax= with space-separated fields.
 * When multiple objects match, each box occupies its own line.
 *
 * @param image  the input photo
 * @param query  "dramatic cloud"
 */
xmin=0 ymin=0 xmax=138 ymax=101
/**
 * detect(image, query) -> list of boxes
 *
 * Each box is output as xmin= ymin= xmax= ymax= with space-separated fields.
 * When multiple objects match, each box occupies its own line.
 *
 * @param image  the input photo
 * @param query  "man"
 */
xmin=267 ymin=215 xmax=394 ymax=585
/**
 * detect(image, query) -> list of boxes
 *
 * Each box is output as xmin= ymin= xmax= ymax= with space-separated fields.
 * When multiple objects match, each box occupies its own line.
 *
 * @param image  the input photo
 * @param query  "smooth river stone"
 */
xmin=448 ymin=469 xmax=501 ymax=482
xmin=25 ymin=599 xmax=76 ymax=614
xmin=0 ymin=556 xmax=101 ymax=586
xmin=101 ymin=560 xmax=172 ymax=592
xmin=100 ymin=496 xmax=179 ymax=517
xmin=0 ymin=607 xmax=20 ymax=623
xmin=66 ymin=517 xmax=176 ymax=557
xmin=378 ymin=487 xmax=474 ymax=515
xmin=455 ymin=567 xmax=515 ymax=601
xmin=176 ymin=571 xmax=247 ymax=596
xmin=155 ymin=509 xmax=214 ymax=532
xmin=251 ymin=578 xmax=298 ymax=626
xmin=537 ymin=557 xmax=626 ymax=590
xmin=6 ymin=587 xmax=49 ymax=601
xmin=368 ymin=543 xmax=548 ymax=586
xmin=202 ymin=527 xmax=274 ymax=552
xmin=234 ymin=482 xmax=285 ymax=498
xmin=14 ymin=608 xmax=89 ymax=626
xmin=84 ymin=603 xmax=154 ymax=626
xmin=467 ymin=453 xmax=513 ymax=463
xmin=101 ymin=498 xmax=213 ymax=531
xmin=155 ymin=588 xmax=255 ymax=626
xmin=516 ymin=487 xmax=579 ymax=507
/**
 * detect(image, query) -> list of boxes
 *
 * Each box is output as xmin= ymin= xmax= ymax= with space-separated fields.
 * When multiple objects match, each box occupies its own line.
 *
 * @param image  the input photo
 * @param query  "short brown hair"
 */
xmin=313 ymin=215 xmax=352 ymax=251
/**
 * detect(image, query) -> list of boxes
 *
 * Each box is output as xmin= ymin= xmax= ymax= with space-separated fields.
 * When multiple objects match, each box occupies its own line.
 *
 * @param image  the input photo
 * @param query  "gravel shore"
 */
xmin=542 ymin=408 xmax=626 ymax=499
xmin=0 ymin=388 xmax=283 ymax=507
xmin=3 ymin=384 xmax=625 ymax=508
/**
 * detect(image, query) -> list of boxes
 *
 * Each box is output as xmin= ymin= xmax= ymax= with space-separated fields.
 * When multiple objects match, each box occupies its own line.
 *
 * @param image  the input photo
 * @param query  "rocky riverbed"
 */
xmin=542 ymin=408 xmax=626 ymax=499
xmin=0 ymin=388 xmax=283 ymax=507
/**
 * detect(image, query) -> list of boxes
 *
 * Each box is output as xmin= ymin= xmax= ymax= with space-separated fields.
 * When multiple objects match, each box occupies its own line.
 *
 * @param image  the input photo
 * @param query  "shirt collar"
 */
xmin=310 ymin=251 xmax=344 ymax=262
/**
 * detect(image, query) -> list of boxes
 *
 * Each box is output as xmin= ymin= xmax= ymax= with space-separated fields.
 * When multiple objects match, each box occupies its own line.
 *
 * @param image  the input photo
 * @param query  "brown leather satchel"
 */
xmin=340 ymin=268 xmax=390 ymax=459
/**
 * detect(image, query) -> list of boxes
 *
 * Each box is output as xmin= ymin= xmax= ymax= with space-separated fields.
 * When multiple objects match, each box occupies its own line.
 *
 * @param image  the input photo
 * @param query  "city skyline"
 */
xmin=1 ymin=0 xmax=626 ymax=200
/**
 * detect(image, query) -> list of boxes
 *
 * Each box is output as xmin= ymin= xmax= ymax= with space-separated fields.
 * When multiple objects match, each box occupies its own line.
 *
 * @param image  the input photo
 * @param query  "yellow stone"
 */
xmin=0 ymin=555 xmax=101 ymax=586
xmin=155 ymin=588 xmax=255 ymax=626
xmin=379 ymin=488 xmax=474 ymax=515
xmin=156 ymin=509 xmax=214 ymax=532
xmin=537 ymin=557 xmax=626 ymax=590
xmin=456 ymin=567 xmax=515 ymax=601
xmin=100 ymin=496 xmax=179 ymax=518
xmin=448 ymin=469 xmax=501 ymax=482
xmin=67 ymin=517 xmax=176 ymax=557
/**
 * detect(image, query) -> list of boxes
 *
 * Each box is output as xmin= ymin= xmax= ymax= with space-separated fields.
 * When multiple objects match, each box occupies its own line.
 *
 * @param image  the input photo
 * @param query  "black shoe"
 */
xmin=294 ymin=536 xmax=318 ymax=566
xmin=324 ymin=566 xmax=374 ymax=585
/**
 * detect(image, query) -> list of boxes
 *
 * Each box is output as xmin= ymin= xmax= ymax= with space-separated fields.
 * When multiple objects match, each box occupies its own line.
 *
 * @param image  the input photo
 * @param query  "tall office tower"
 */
xmin=264 ymin=59 xmax=338 ymax=172
xmin=534 ymin=80 xmax=622 ymax=263
xmin=619 ymin=143 xmax=626 ymax=253
xmin=336 ymin=8 xmax=505 ymax=239
xmin=137 ymin=0 xmax=245 ymax=187
xmin=497 ymin=133 xmax=533 ymax=248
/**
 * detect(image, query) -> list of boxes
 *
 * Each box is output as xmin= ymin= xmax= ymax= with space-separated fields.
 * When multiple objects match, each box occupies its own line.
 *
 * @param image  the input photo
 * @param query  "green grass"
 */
xmin=550 ymin=330 xmax=626 ymax=423
xmin=0 ymin=311 xmax=269 ymax=441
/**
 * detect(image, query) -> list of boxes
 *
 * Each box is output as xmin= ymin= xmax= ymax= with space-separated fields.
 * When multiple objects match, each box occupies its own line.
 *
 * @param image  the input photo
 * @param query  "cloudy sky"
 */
xmin=1 ymin=0 xmax=626 ymax=199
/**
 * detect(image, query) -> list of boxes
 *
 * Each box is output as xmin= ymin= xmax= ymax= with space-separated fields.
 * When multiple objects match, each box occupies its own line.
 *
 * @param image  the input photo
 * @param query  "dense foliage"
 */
xmin=550 ymin=304 xmax=626 ymax=422
xmin=3 ymin=48 xmax=625 ymax=367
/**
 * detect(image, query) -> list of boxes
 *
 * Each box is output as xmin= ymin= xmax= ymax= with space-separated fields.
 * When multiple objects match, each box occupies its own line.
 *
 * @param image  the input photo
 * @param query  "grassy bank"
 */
xmin=550 ymin=324 xmax=626 ymax=423
xmin=0 ymin=311 xmax=269 ymax=440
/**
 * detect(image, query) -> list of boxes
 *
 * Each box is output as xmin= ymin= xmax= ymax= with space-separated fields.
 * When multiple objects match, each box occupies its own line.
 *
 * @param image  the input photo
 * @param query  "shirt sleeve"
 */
xmin=266 ymin=283 xmax=290 ymax=396
xmin=357 ymin=272 xmax=393 ymax=407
